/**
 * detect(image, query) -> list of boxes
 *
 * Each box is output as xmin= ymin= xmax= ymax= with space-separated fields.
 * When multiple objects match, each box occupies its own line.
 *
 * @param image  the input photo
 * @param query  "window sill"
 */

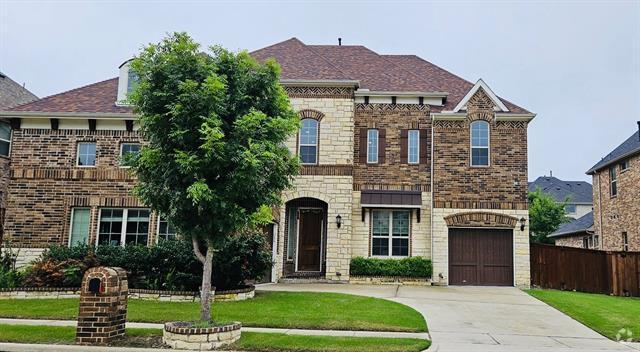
xmin=0 ymin=154 xmax=10 ymax=160
xmin=75 ymin=165 xmax=97 ymax=168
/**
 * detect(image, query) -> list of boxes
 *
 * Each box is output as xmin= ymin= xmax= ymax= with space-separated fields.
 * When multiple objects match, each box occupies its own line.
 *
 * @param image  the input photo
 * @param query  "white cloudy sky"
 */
xmin=1 ymin=0 xmax=639 ymax=182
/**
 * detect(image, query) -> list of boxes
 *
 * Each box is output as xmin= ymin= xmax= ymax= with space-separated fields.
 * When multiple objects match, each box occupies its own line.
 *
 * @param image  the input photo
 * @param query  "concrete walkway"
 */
xmin=0 ymin=318 xmax=429 ymax=339
xmin=258 ymin=283 xmax=635 ymax=352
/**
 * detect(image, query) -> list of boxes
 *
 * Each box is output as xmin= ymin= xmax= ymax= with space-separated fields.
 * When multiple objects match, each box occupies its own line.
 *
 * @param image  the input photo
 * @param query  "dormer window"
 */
xmin=116 ymin=59 xmax=136 ymax=105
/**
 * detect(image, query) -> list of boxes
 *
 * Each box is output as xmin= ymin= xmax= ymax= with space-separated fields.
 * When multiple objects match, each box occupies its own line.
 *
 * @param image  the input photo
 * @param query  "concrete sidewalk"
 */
xmin=0 ymin=318 xmax=431 ymax=340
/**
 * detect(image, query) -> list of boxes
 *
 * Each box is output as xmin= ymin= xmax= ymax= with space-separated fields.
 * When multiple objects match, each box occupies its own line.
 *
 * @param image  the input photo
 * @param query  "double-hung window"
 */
xmin=408 ymin=130 xmax=419 ymax=164
xmin=157 ymin=216 xmax=178 ymax=241
xmin=299 ymin=119 xmax=318 ymax=164
xmin=0 ymin=122 xmax=11 ymax=157
xmin=367 ymin=129 xmax=379 ymax=164
xmin=610 ymin=166 xmax=617 ymax=197
xmin=620 ymin=160 xmax=629 ymax=171
xmin=622 ymin=232 xmax=628 ymax=252
xmin=371 ymin=210 xmax=410 ymax=257
xmin=77 ymin=142 xmax=97 ymax=167
xmin=98 ymin=208 xmax=149 ymax=246
xmin=120 ymin=143 xmax=141 ymax=167
xmin=470 ymin=121 xmax=489 ymax=166
xmin=69 ymin=208 xmax=90 ymax=246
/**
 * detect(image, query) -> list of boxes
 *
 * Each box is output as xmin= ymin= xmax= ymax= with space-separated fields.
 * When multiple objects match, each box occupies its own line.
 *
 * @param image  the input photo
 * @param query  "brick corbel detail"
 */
xmin=444 ymin=211 xmax=518 ymax=228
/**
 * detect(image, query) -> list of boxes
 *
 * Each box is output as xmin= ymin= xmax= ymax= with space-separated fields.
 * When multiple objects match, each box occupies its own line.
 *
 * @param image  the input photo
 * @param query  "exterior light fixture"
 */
xmin=336 ymin=215 xmax=342 ymax=229
xmin=520 ymin=217 xmax=526 ymax=231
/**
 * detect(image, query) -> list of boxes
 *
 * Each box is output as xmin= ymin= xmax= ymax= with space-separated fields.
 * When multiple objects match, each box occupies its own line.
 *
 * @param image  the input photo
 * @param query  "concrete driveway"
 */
xmin=258 ymin=283 xmax=635 ymax=352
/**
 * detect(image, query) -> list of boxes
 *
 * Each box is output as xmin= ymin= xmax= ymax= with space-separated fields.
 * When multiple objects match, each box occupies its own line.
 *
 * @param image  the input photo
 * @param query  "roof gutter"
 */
xmin=354 ymin=90 xmax=449 ymax=98
xmin=586 ymin=148 xmax=640 ymax=174
xmin=280 ymin=79 xmax=360 ymax=88
xmin=0 ymin=111 xmax=137 ymax=119
xmin=548 ymin=228 xmax=590 ymax=238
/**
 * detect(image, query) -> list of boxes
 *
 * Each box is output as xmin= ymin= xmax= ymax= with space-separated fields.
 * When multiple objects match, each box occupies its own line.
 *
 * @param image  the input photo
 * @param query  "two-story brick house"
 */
xmin=0 ymin=38 xmax=535 ymax=286
xmin=554 ymin=123 xmax=639 ymax=251
xmin=0 ymin=72 xmax=38 ymax=242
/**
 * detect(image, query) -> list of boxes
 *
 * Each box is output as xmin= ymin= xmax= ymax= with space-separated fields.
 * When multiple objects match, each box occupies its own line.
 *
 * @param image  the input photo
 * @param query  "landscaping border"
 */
xmin=349 ymin=276 xmax=431 ymax=286
xmin=0 ymin=285 xmax=255 ymax=302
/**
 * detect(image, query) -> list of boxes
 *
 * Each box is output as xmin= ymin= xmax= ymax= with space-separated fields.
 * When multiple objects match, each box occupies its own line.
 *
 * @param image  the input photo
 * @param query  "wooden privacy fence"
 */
xmin=530 ymin=243 xmax=640 ymax=297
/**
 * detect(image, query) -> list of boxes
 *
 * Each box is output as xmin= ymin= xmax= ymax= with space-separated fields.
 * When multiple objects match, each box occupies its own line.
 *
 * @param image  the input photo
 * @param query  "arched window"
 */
xmin=299 ymin=119 xmax=318 ymax=164
xmin=470 ymin=120 xmax=489 ymax=166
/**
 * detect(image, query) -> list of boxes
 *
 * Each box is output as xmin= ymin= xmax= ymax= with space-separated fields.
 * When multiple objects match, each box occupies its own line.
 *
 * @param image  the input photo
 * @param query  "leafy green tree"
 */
xmin=528 ymin=189 xmax=569 ymax=244
xmin=129 ymin=33 xmax=299 ymax=322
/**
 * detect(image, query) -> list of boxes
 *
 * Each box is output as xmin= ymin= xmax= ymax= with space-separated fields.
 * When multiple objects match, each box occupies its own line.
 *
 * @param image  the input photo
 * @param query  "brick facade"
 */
xmin=592 ymin=153 xmax=640 ymax=251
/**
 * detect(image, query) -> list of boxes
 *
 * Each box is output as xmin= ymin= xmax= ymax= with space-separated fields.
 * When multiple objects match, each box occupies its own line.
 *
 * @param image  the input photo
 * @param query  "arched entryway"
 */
xmin=283 ymin=197 xmax=328 ymax=278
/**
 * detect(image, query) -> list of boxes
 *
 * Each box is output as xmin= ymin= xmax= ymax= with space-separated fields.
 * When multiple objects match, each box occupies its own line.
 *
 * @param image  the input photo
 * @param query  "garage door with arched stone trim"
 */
xmin=448 ymin=228 xmax=514 ymax=286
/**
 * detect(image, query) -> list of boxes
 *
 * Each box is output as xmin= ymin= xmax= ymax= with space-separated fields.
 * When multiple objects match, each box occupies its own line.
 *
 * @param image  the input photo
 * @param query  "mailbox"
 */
xmin=76 ymin=267 xmax=128 ymax=345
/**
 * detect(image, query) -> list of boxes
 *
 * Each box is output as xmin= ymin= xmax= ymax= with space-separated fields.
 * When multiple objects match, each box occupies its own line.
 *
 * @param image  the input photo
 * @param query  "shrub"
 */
xmin=24 ymin=232 xmax=271 ymax=291
xmin=349 ymin=257 xmax=432 ymax=278
xmin=212 ymin=231 xmax=272 ymax=291
xmin=0 ymin=243 xmax=24 ymax=288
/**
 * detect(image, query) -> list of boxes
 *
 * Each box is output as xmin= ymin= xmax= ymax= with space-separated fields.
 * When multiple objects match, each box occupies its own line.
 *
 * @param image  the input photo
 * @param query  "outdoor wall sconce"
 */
xmin=336 ymin=215 xmax=342 ymax=229
xmin=520 ymin=217 xmax=526 ymax=231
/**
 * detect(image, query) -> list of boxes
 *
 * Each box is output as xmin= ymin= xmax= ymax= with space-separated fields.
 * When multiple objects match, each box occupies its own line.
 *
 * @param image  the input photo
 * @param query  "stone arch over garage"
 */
xmin=444 ymin=211 xmax=518 ymax=228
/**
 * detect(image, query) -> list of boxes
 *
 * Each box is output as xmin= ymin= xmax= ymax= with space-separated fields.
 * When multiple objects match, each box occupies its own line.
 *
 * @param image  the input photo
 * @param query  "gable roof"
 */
xmin=452 ymin=79 xmax=509 ymax=112
xmin=548 ymin=211 xmax=593 ymax=238
xmin=8 ymin=78 xmax=132 ymax=114
xmin=586 ymin=127 xmax=640 ymax=174
xmin=0 ymin=73 xmax=38 ymax=110
xmin=528 ymin=176 xmax=593 ymax=204
xmin=2 ymin=38 xmax=531 ymax=116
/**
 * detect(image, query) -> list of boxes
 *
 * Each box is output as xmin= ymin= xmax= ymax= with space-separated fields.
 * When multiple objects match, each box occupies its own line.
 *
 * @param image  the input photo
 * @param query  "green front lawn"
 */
xmin=0 ymin=291 xmax=427 ymax=332
xmin=0 ymin=325 xmax=430 ymax=352
xmin=527 ymin=289 xmax=640 ymax=341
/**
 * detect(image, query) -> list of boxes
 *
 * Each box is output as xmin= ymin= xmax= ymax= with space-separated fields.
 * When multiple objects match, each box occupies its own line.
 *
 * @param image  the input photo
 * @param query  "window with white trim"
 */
xmin=299 ymin=119 xmax=318 ymax=164
xmin=127 ymin=70 xmax=138 ymax=95
xmin=565 ymin=204 xmax=577 ymax=214
xmin=120 ymin=143 xmax=141 ymax=167
xmin=77 ymin=142 xmax=96 ymax=167
xmin=157 ymin=216 xmax=178 ymax=241
xmin=470 ymin=121 xmax=489 ymax=166
xmin=367 ymin=129 xmax=379 ymax=164
xmin=610 ymin=166 xmax=617 ymax=197
xmin=0 ymin=122 xmax=11 ymax=157
xmin=408 ymin=130 xmax=419 ymax=164
xmin=371 ymin=210 xmax=410 ymax=257
xmin=620 ymin=160 xmax=629 ymax=171
xmin=622 ymin=232 xmax=628 ymax=252
xmin=97 ymin=208 xmax=149 ymax=246
xmin=69 ymin=208 xmax=90 ymax=246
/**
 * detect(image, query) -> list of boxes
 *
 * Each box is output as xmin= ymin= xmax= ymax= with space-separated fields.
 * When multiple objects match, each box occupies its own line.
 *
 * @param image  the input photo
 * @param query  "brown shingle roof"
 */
xmin=5 ymin=38 xmax=530 ymax=115
xmin=8 ymin=78 xmax=132 ymax=114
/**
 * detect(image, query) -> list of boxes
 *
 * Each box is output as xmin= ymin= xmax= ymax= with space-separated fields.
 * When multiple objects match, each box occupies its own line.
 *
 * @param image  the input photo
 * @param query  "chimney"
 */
xmin=550 ymin=170 xmax=553 ymax=177
xmin=338 ymin=38 xmax=342 ymax=46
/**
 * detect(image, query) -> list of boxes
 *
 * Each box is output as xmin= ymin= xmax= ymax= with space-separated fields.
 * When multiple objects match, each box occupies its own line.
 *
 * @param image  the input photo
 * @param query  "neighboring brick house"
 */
xmin=584 ymin=123 xmax=639 ymax=252
xmin=0 ymin=71 xmax=38 ymax=242
xmin=528 ymin=176 xmax=593 ymax=219
xmin=549 ymin=211 xmax=596 ymax=249
xmin=0 ymin=38 xmax=535 ymax=286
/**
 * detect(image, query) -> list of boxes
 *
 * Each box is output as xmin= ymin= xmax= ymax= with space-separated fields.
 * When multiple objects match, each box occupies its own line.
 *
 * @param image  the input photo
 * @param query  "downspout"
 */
xmin=430 ymin=113 xmax=435 ymax=284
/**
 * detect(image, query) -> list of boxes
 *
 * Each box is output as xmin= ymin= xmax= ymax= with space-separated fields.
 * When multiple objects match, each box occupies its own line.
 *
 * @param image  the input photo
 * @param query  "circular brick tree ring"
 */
xmin=163 ymin=321 xmax=241 ymax=350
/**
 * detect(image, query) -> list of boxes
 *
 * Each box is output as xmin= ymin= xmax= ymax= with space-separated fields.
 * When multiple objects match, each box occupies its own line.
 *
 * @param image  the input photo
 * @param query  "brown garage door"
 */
xmin=449 ymin=228 xmax=513 ymax=286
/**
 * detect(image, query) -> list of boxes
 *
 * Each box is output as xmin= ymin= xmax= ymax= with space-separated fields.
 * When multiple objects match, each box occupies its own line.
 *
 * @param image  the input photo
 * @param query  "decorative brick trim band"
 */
xmin=467 ymin=111 xmax=494 ymax=122
xmin=285 ymin=86 xmax=354 ymax=99
xmin=19 ymin=129 xmax=140 ymax=137
xmin=434 ymin=201 xmax=528 ymax=210
xmin=496 ymin=121 xmax=528 ymax=129
xmin=11 ymin=168 xmax=136 ymax=181
xmin=298 ymin=109 xmax=325 ymax=121
xmin=300 ymin=165 xmax=353 ymax=176
xmin=444 ymin=211 xmax=519 ymax=228
xmin=433 ymin=120 xmax=465 ymax=130
xmin=354 ymin=183 xmax=429 ymax=192
xmin=356 ymin=103 xmax=430 ymax=112
xmin=164 ymin=322 xmax=242 ymax=335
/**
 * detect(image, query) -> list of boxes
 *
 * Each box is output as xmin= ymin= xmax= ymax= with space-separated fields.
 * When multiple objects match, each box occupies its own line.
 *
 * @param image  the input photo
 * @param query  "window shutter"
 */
xmin=359 ymin=128 xmax=368 ymax=164
xmin=419 ymin=129 xmax=428 ymax=164
xmin=400 ymin=129 xmax=408 ymax=164
xmin=379 ymin=129 xmax=386 ymax=164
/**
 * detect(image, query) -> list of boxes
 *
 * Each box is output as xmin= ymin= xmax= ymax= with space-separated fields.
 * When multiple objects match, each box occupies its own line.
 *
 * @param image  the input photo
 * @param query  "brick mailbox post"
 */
xmin=76 ymin=267 xmax=129 ymax=345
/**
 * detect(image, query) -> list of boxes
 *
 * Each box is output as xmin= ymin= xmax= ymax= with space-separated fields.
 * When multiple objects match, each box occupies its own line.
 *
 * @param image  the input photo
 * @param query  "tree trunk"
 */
xmin=193 ymin=237 xmax=214 ymax=323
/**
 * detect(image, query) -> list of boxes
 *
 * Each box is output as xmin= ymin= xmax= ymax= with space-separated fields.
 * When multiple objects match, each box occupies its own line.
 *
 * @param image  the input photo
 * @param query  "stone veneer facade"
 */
xmin=591 ymin=153 xmax=640 ymax=251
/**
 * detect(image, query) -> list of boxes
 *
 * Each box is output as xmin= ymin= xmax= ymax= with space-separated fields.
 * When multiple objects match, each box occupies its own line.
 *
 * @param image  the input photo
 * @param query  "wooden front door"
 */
xmin=297 ymin=209 xmax=323 ymax=272
xmin=449 ymin=228 xmax=513 ymax=286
